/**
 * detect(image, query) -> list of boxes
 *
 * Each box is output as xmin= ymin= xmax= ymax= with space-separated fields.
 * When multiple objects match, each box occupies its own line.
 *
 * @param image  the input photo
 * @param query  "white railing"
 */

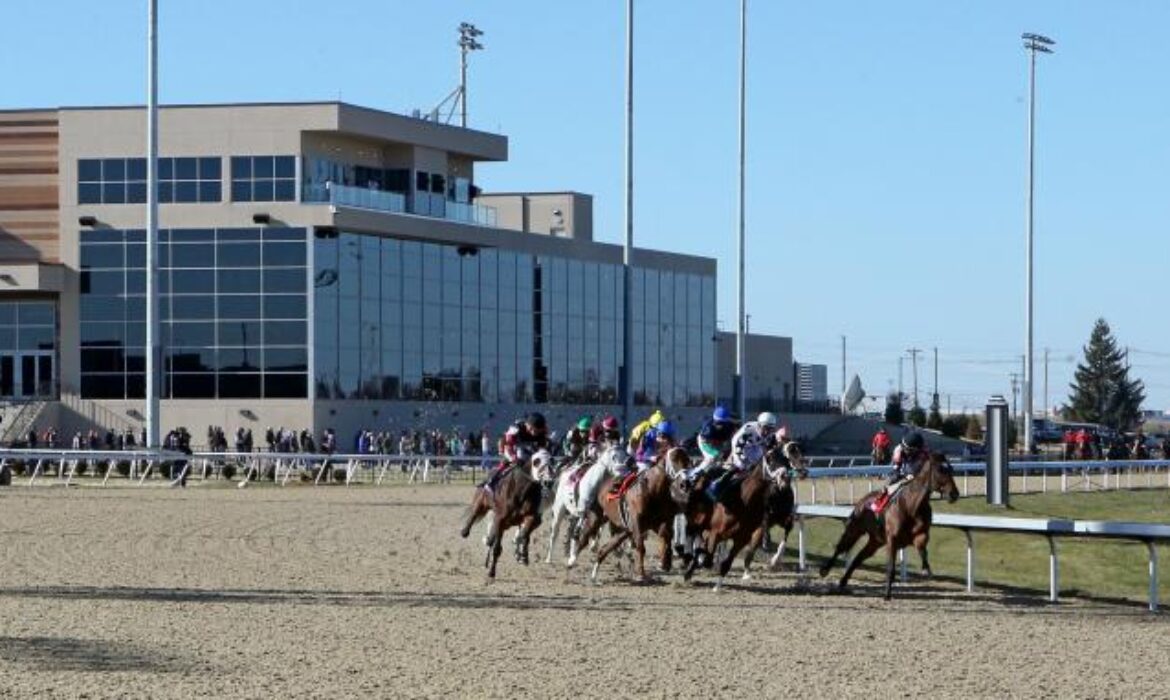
xmin=796 ymin=503 xmax=1170 ymax=612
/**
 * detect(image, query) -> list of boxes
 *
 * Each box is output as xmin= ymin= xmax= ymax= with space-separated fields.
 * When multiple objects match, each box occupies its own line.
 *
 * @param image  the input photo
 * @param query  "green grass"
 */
xmin=799 ymin=489 xmax=1170 ymax=606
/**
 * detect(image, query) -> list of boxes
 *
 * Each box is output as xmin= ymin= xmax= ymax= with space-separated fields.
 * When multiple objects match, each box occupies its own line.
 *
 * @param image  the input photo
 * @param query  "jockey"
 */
xmin=767 ymin=424 xmax=792 ymax=452
xmin=635 ymin=420 xmax=677 ymax=470
xmin=562 ymin=415 xmax=593 ymax=462
xmin=627 ymin=408 xmax=665 ymax=454
xmin=590 ymin=414 xmax=623 ymax=450
xmin=484 ymin=412 xmax=550 ymax=488
xmin=730 ymin=412 xmax=780 ymax=473
xmin=888 ymin=432 xmax=928 ymax=486
xmin=685 ymin=406 xmax=739 ymax=482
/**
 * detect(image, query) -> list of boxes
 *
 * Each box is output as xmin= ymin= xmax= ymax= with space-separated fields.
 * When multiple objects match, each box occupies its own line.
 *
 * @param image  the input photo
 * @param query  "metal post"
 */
xmin=735 ymin=0 xmax=747 ymax=421
xmin=621 ymin=0 xmax=634 ymax=430
xmin=460 ymin=41 xmax=467 ymax=128
xmin=986 ymin=395 xmax=1010 ymax=506
xmin=963 ymin=530 xmax=975 ymax=592
xmin=797 ymin=517 xmax=806 ymax=572
xmin=145 ymin=0 xmax=161 ymax=450
xmin=1047 ymin=535 xmax=1059 ymax=603
xmin=1148 ymin=541 xmax=1159 ymax=613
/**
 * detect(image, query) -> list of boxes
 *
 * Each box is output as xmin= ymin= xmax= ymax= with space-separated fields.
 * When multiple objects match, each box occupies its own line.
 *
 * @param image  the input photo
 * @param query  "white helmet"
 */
xmin=757 ymin=412 xmax=779 ymax=429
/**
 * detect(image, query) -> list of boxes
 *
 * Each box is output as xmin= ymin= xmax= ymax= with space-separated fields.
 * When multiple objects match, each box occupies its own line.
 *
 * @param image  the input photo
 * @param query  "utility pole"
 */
xmin=1043 ymin=347 xmax=1049 ymax=419
xmin=145 ymin=0 xmax=160 ymax=449
xmin=841 ymin=335 xmax=846 ymax=412
xmin=1009 ymin=372 xmax=1022 ymax=435
xmin=906 ymin=348 xmax=922 ymax=408
xmin=897 ymin=356 xmax=904 ymax=402
xmin=932 ymin=346 xmax=940 ymax=412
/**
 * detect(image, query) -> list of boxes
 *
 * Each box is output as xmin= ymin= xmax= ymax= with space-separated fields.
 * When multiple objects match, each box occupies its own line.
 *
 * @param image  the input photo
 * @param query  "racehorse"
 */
xmin=818 ymin=451 xmax=960 ymax=599
xmin=544 ymin=446 xmax=622 ymax=564
xmin=741 ymin=451 xmax=807 ymax=579
xmin=683 ymin=441 xmax=805 ymax=590
xmin=571 ymin=447 xmax=691 ymax=583
xmin=459 ymin=451 xmax=547 ymax=579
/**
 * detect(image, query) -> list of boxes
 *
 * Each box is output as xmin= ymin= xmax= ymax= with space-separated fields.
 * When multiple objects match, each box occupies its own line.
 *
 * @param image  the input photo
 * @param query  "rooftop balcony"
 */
xmin=303 ymin=183 xmax=496 ymax=227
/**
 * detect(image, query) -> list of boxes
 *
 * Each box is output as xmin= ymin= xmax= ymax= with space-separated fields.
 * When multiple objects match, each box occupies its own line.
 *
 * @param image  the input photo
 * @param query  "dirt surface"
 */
xmin=0 ymin=483 xmax=1166 ymax=699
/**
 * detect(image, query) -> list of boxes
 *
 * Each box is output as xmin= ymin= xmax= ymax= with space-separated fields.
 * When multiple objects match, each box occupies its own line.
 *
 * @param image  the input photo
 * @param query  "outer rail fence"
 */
xmin=3 ymin=449 xmax=1170 ymax=494
xmin=795 ymin=504 xmax=1170 ymax=612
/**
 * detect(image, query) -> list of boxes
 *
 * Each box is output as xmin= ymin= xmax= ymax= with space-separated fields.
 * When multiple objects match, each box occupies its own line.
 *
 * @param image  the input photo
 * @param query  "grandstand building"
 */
xmin=0 ymin=102 xmax=722 ymax=439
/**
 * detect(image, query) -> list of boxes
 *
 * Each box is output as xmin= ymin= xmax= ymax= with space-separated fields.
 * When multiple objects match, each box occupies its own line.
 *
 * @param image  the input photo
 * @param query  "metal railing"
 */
xmin=796 ymin=503 xmax=1170 ymax=611
xmin=303 ymin=182 xmax=407 ymax=214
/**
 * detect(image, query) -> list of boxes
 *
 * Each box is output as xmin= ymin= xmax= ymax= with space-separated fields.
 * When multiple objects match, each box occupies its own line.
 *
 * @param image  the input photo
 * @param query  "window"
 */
xmin=231 ymin=155 xmax=296 ymax=202
xmin=78 ymin=156 xmax=222 ymax=204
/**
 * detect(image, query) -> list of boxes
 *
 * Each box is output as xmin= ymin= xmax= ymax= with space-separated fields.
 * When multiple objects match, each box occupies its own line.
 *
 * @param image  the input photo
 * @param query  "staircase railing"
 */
xmin=57 ymin=389 xmax=140 ymax=436
xmin=0 ymin=400 xmax=46 ymax=446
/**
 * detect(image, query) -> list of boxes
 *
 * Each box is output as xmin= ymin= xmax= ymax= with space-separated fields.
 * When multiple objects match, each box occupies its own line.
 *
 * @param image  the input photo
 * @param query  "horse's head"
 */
xmin=663 ymin=446 xmax=691 ymax=481
xmin=529 ymin=449 xmax=555 ymax=486
xmin=764 ymin=441 xmax=808 ymax=484
xmin=925 ymin=452 xmax=960 ymax=503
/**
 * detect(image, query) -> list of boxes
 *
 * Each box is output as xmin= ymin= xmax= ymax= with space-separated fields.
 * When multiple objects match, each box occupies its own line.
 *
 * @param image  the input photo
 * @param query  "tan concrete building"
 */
xmin=0 ymin=102 xmax=719 ymax=444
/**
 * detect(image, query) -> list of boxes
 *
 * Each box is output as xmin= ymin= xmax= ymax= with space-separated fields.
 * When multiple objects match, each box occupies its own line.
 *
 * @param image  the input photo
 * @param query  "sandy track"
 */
xmin=0 ymin=484 xmax=1166 ymax=698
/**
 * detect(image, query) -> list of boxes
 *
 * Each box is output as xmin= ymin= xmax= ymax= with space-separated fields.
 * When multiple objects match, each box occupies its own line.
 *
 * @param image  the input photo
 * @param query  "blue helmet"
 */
xmin=713 ymin=406 xmax=732 ymax=422
xmin=656 ymin=420 xmax=676 ymax=439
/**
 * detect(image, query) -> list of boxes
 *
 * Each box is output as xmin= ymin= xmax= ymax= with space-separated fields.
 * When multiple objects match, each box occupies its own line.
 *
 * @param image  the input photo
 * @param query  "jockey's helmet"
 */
xmin=902 ymin=432 xmax=925 ymax=451
xmin=757 ymin=412 xmax=779 ymax=429
xmin=649 ymin=409 xmax=665 ymax=425
xmin=656 ymin=420 xmax=676 ymax=440
xmin=601 ymin=415 xmax=620 ymax=431
xmin=526 ymin=412 xmax=547 ymax=432
xmin=776 ymin=425 xmax=790 ymax=441
xmin=576 ymin=416 xmax=593 ymax=431
xmin=713 ymin=406 xmax=732 ymax=422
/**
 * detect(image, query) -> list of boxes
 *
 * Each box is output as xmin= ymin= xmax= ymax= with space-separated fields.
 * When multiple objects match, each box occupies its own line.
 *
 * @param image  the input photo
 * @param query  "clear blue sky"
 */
xmin=4 ymin=1 xmax=1169 ymax=413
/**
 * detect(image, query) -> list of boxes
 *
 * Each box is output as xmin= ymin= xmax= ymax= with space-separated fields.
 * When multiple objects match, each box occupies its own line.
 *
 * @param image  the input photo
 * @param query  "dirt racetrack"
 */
xmin=0 ymin=483 xmax=1166 ymax=698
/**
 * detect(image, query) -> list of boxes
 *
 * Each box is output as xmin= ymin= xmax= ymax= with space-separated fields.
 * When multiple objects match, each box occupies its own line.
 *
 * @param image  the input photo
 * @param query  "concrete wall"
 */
xmin=476 ymin=192 xmax=593 ymax=241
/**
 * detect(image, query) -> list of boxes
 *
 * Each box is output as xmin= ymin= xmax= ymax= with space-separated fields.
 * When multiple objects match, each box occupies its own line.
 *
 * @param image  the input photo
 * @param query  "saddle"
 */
xmin=869 ymin=481 xmax=906 ymax=516
xmin=606 ymin=471 xmax=639 ymax=502
xmin=704 ymin=469 xmax=746 ymax=503
xmin=483 ymin=464 xmax=515 ymax=496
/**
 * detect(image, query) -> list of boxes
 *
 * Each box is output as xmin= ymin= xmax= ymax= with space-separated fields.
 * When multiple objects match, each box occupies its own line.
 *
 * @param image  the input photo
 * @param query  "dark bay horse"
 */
xmin=459 ymin=456 xmax=545 ymax=579
xmin=818 ymin=452 xmax=960 ymax=599
xmin=741 ymin=453 xmax=807 ymax=579
xmin=573 ymin=447 xmax=691 ymax=583
xmin=684 ymin=441 xmax=805 ymax=590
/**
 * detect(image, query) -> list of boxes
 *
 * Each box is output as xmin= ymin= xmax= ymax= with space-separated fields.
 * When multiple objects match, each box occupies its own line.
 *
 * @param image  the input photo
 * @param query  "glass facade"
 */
xmin=0 ymin=301 xmax=57 ymax=398
xmin=78 ymin=157 xmax=222 ymax=204
xmin=78 ymin=228 xmax=308 ymax=399
xmin=313 ymin=231 xmax=716 ymax=406
xmin=230 ymin=156 xmax=297 ymax=202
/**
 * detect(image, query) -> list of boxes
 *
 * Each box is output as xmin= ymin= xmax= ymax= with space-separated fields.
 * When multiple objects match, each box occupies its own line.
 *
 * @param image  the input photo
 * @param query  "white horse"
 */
xmin=559 ymin=446 xmax=631 ymax=568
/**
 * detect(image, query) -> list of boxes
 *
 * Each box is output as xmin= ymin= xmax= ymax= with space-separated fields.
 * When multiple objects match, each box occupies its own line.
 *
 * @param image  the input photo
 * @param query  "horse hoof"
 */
xmin=818 ymin=566 xmax=831 ymax=578
xmin=741 ymin=571 xmax=752 ymax=582
xmin=921 ymin=568 xmax=933 ymax=578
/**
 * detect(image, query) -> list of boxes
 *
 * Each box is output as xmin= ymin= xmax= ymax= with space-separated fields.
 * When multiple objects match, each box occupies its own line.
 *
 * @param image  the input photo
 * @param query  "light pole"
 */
xmin=1022 ymin=31 xmax=1054 ymax=454
xmin=735 ymin=0 xmax=747 ymax=420
xmin=621 ymin=0 xmax=634 ymax=429
xmin=458 ymin=23 xmax=484 ymax=128
xmin=145 ymin=0 xmax=160 ymax=449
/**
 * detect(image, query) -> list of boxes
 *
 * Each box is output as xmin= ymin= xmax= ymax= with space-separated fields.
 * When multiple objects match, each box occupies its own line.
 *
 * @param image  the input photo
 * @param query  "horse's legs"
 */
xmin=631 ymin=524 xmax=648 ymax=582
xmin=838 ymin=535 xmax=881 ymax=591
xmin=568 ymin=513 xmax=603 ymax=569
xmin=715 ymin=533 xmax=752 ymax=591
xmin=591 ymin=530 xmax=630 ymax=583
xmin=517 ymin=514 xmax=539 ymax=566
xmin=672 ymin=514 xmax=689 ymax=556
xmin=914 ymin=530 xmax=932 ymax=577
xmin=819 ymin=515 xmax=866 ymax=577
xmin=486 ymin=515 xmax=506 ymax=579
xmin=741 ymin=525 xmax=766 ymax=581
xmin=655 ymin=521 xmax=673 ymax=572
xmin=459 ymin=489 xmax=490 ymax=538
xmin=545 ymin=505 xmax=562 ymax=564
xmin=769 ymin=524 xmax=792 ymax=571
xmin=884 ymin=539 xmax=898 ymax=600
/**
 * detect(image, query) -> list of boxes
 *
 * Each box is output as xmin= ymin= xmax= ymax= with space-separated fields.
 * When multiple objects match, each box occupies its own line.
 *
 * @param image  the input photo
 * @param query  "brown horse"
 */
xmin=684 ymin=441 xmax=805 ymax=590
xmin=573 ymin=447 xmax=691 ymax=583
xmin=741 ymin=455 xmax=807 ymax=579
xmin=818 ymin=452 xmax=960 ymax=599
xmin=459 ymin=458 xmax=544 ymax=579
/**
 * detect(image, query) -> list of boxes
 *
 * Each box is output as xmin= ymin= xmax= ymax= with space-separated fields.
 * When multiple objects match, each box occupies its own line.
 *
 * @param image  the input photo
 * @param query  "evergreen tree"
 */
xmin=927 ymin=393 xmax=943 ymax=430
xmin=1068 ymin=318 xmax=1145 ymax=430
xmin=907 ymin=405 xmax=927 ymax=427
xmin=884 ymin=393 xmax=904 ymax=425
xmin=964 ymin=415 xmax=983 ymax=442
